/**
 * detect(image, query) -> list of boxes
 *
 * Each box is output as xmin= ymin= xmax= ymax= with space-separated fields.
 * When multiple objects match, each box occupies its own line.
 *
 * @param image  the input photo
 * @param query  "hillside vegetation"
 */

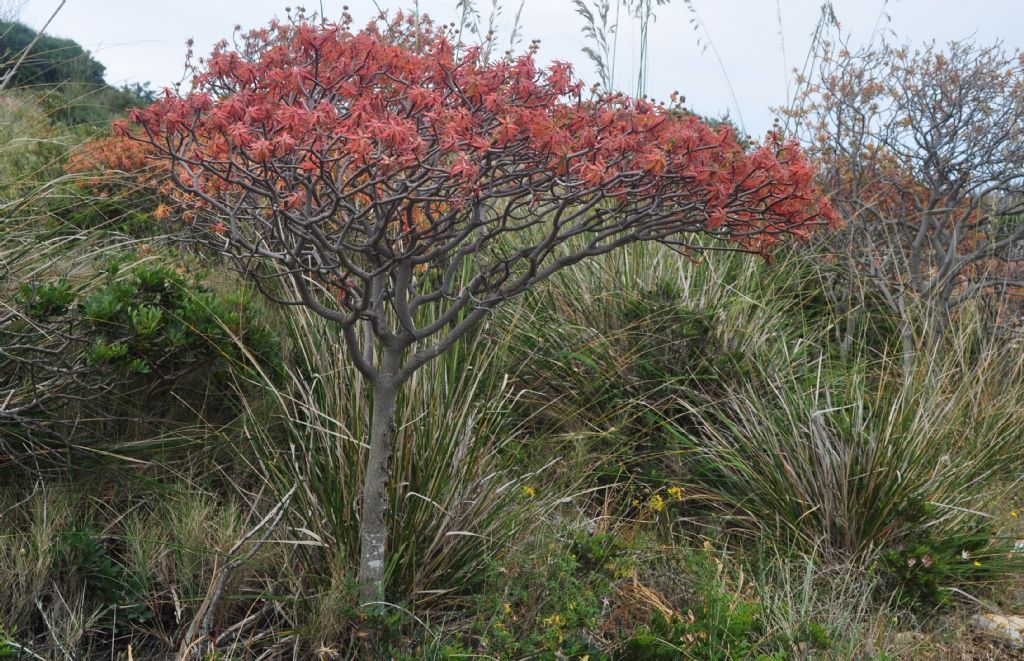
xmin=2 ymin=7 xmax=1024 ymax=660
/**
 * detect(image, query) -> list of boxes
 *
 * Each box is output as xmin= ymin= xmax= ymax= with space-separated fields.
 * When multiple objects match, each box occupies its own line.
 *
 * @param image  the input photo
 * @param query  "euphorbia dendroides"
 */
xmin=124 ymin=12 xmax=836 ymax=603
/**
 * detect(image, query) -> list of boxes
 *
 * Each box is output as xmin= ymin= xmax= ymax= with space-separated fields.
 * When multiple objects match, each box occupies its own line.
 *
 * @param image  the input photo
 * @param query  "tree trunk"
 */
xmin=358 ymin=368 xmax=400 ymax=604
xmin=900 ymin=321 xmax=915 ymax=385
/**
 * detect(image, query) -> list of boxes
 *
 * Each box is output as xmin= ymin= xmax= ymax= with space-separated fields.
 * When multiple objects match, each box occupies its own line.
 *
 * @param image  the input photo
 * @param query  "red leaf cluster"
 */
xmin=64 ymin=136 xmax=158 ymax=194
xmin=124 ymin=12 xmax=835 ymax=256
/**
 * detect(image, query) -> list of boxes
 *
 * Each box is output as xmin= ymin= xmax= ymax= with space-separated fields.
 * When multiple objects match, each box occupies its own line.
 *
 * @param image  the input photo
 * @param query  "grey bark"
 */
xmin=357 ymin=351 xmax=401 ymax=604
xmin=900 ymin=321 xmax=914 ymax=385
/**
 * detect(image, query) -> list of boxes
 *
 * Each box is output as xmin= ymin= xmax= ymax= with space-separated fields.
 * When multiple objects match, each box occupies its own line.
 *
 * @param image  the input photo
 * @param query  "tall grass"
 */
xmin=229 ymin=277 xmax=561 ymax=612
xmin=671 ymin=309 xmax=1024 ymax=562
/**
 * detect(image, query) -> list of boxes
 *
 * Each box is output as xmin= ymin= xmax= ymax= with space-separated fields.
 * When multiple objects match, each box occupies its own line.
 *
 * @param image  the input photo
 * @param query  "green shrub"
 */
xmin=55 ymin=530 xmax=154 ymax=627
xmin=2 ymin=253 xmax=279 ymax=460
xmin=0 ymin=624 xmax=15 ymax=658
xmin=77 ymin=259 xmax=278 ymax=380
xmin=616 ymin=551 xmax=772 ymax=660
xmin=471 ymin=547 xmax=611 ymax=659
xmin=0 ymin=20 xmax=153 ymax=126
xmin=0 ymin=20 xmax=104 ymax=88
xmin=571 ymin=530 xmax=630 ymax=574
xmin=877 ymin=518 xmax=1011 ymax=610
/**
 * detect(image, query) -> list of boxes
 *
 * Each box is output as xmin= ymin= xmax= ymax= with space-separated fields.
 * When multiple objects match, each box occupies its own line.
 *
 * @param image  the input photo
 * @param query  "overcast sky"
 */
xmin=18 ymin=0 xmax=1024 ymax=134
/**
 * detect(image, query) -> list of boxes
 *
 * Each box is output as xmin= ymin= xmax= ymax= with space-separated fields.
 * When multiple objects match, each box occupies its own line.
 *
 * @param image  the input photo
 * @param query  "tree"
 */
xmin=0 ymin=18 xmax=104 ymax=88
xmin=0 ymin=12 xmax=154 ymax=124
xmin=787 ymin=40 xmax=1024 ymax=364
xmin=124 ymin=12 xmax=835 ymax=603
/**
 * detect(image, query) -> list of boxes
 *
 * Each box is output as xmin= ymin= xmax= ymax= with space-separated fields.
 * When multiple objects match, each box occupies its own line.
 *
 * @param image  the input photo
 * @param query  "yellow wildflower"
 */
xmin=521 ymin=485 xmax=536 ymax=498
xmin=667 ymin=486 xmax=684 ymax=501
xmin=543 ymin=614 xmax=565 ymax=628
xmin=647 ymin=494 xmax=665 ymax=512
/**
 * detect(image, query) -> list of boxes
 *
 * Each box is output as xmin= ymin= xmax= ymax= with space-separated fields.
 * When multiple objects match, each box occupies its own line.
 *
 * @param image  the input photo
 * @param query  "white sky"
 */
xmin=19 ymin=0 xmax=1024 ymax=134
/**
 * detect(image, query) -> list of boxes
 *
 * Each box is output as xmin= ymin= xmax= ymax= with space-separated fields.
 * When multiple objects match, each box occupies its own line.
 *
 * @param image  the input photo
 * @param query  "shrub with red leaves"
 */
xmin=123 ymin=11 xmax=836 ymax=606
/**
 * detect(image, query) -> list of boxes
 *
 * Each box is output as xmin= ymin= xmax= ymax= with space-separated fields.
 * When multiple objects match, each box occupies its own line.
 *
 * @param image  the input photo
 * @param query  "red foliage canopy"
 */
xmin=122 ymin=12 xmax=835 ymax=347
